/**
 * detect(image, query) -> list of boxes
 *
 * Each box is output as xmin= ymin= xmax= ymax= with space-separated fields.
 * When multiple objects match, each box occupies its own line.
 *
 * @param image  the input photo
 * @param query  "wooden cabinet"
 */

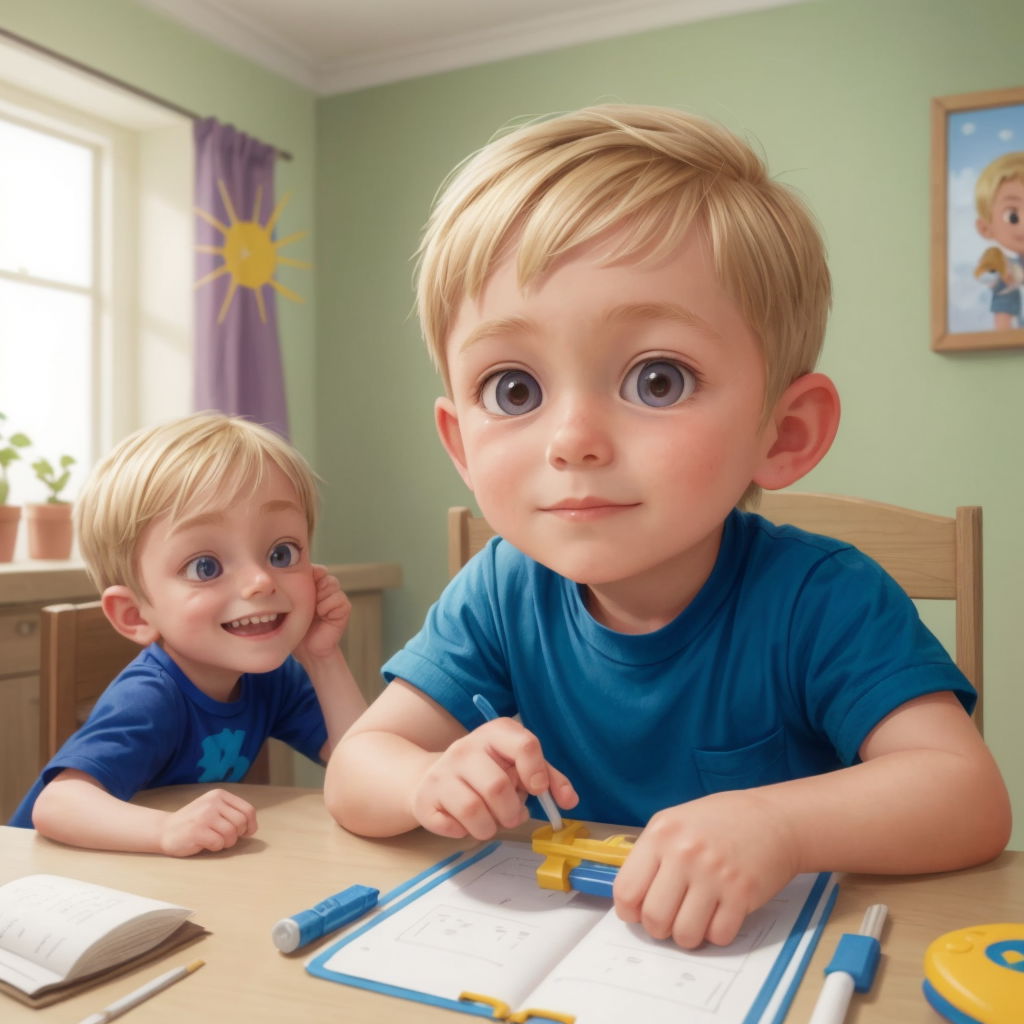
xmin=0 ymin=560 xmax=401 ymax=820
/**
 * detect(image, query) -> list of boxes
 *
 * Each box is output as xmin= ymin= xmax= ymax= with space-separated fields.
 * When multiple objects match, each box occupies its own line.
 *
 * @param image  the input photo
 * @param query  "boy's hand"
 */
xmin=411 ymin=717 xmax=578 ymax=840
xmin=613 ymin=789 xmax=798 ymax=949
xmin=295 ymin=565 xmax=351 ymax=660
xmin=159 ymin=788 xmax=258 ymax=857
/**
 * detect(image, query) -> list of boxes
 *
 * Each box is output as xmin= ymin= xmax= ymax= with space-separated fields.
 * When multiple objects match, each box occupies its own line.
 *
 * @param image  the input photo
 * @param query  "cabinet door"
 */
xmin=0 ymin=673 xmax=40 ymax=822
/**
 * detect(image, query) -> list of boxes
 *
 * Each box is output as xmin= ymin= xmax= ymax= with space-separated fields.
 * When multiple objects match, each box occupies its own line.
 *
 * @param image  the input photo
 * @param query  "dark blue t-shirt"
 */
xmin=10 ymin=643 xmax=326 ymax=827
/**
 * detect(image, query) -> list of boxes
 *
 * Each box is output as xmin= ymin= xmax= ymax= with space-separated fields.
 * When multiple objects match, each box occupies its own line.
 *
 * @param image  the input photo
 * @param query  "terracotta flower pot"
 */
xmin=0 ymin=505 xmax=20 ymax=562
xmin=25 ymin=502 xmax=73 ymax=560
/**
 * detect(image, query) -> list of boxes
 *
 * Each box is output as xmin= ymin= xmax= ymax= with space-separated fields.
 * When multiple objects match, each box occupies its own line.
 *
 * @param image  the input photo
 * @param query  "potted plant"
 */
xmin=25 ymin=453 xmax=77 ymax=560
xmin=0 ymin=413 xmax=32 ymax=562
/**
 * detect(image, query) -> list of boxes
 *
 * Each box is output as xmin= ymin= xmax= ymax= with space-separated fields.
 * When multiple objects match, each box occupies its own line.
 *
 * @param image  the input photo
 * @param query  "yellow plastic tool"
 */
xmin=923 ymin=922 xmax=1024 ymax=1024
xmin=530 ymin=820 xmax=636 ymax=892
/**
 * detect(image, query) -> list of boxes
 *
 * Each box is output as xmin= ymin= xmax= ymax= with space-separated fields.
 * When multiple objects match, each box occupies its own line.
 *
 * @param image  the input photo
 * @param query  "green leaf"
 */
xmin=11 ymin=434 xmax=31 ymax=448
xmin=59 ymin=454 xmax=76 ymax=468
xmin=32 ymin=458 xmax=53 ymax=477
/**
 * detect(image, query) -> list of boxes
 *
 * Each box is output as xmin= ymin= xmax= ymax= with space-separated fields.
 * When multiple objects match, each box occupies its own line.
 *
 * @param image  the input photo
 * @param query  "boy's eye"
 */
xmin=269 ymin=542 xmax=301 ymax=568
xmin=480 ymin=369 xmax=542 ymax=416
xmin=1003 ymin=208 xmax=1020 ymax=225
xmin=621 ymin=359 xmax=697 ymax=407
xmin=184 ymin=555 xmax=222 ymax=582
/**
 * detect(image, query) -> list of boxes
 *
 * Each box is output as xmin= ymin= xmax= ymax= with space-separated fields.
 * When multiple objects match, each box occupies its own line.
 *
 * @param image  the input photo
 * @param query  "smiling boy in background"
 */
xmin=11 ymin=412 xmax=367 ymax=855
xmin=326 ymin=105 xmax=1010 ymax=948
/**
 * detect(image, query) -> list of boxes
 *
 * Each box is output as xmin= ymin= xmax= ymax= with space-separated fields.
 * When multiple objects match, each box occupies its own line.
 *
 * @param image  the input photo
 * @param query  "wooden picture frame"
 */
xmin=931 ymin=86 xmax=1024 ymax=352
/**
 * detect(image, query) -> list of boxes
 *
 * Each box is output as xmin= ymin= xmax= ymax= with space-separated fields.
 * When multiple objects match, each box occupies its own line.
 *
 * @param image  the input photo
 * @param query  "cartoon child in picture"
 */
xmin=974 ymin=151 xmax=1024 ymax=330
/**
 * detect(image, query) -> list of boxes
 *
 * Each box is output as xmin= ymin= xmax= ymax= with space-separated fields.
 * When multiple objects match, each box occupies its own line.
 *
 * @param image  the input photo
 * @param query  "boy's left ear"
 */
xmin=752 ymin=372 xmax=841 ymax=491
xmin=434 ymin=396 xmax=475 ymax=493
xmin=101 ymin=585 xmax=160 ymax=647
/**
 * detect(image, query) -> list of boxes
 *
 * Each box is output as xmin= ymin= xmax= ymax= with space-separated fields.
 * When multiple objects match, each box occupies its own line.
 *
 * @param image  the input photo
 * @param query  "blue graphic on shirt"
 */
xmin=197 ymin=729 xmax=251 ymax=781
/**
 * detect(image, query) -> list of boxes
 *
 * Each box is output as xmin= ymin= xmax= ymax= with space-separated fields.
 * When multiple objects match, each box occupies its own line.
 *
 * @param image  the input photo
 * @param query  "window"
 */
xmin=0 ymin=49 xmax=193 ymax=524
xmin=0 ymin=111 xmax=101 ymax=504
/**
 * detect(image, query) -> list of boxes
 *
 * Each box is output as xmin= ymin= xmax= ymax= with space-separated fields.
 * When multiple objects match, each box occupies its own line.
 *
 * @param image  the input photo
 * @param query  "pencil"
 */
xmin=75 ymin=959 xmax=204 ymax=1024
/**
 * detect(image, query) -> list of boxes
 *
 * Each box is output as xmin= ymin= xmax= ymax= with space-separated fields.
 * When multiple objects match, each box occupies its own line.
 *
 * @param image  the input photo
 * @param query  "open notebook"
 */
xmin=308 ymin=840 xmax=837 ymax=1024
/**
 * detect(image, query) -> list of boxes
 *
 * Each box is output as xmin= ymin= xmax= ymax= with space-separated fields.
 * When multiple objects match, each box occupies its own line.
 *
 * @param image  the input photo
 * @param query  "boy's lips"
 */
xmin=541 ymin=499 xmax=638 ymax=521
xmin=222 ymin=612 xmax=284 ymax=637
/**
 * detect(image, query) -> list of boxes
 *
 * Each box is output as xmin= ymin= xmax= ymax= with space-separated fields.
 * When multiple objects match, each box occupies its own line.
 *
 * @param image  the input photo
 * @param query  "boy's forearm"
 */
xmin=325 ymin=730 xmax=439 ymax=837
xmin=32 ymin=778 xmax=167 ymax=853
xmin=760 ymin=746 xmax=1011 ymax=875
xmin=298 ymin=647 xmax=369 ymax=757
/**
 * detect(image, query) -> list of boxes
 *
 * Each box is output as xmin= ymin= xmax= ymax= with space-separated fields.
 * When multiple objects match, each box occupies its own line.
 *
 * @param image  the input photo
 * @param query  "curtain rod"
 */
xmin=0 ymin=27 xmax=293 ymax=161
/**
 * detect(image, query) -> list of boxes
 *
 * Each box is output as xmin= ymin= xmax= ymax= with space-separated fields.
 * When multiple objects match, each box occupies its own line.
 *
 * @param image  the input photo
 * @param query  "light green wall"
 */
xmin=3 ymin=0 xmax=1020 ymax=845
xmin=0 ymin=0 xmax=319 ymax=463
xmin=315 ymin=0 xmax=1024 ymax=848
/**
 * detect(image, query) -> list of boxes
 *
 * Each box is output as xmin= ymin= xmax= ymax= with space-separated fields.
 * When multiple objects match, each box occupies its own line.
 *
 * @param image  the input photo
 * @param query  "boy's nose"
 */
xmin=240 ymin=563 xmax=274 ymax=598
xmin=545 ymin=399 xmax=613 ymax=469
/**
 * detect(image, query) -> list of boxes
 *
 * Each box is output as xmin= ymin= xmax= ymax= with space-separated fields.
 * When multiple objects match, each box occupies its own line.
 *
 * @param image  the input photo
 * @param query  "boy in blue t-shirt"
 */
xmin=325 ymin=104 xmax=1010 ymax=948
xmin=12 ymin=412 xmax=366 ymax=855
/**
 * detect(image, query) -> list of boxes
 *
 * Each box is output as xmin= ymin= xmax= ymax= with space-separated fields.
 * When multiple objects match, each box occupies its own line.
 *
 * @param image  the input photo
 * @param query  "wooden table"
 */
xmin=1 ymin=785 xmax=1021 ymax=1023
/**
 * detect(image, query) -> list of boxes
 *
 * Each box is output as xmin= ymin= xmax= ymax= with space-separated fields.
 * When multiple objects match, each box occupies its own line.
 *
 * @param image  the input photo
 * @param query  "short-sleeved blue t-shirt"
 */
xmin=383 ymin=508 xmax=975 ymax=827
xmin=9 ymin=643 xmax=326 ymax=827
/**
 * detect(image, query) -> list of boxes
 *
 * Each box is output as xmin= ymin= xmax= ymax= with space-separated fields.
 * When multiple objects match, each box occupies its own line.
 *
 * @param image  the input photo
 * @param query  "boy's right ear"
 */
xmin=434 ymin=396 xmax=475 ymax=493
xmin=101 ymin=586 xmax=159 ymax=646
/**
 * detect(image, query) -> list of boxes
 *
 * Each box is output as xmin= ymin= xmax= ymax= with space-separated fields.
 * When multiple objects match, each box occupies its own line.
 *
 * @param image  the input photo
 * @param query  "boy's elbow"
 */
xmin=959 ymin=760 xmax=1013 ymax=867
xmin=31 ymin=787 xmax=63 ymax=839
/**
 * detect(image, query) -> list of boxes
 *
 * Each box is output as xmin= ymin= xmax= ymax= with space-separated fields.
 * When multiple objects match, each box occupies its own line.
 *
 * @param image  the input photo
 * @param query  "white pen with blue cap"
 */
xmin=472 ymin=693 xmax=563 ymax=831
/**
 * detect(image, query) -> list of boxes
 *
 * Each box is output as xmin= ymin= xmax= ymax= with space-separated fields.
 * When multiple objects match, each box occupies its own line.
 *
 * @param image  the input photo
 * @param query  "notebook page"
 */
xmin=0 ymin=875 xmax=190 ymax=995
xmin=520 ymin=871 xmax=824 ymax=1024
xmin=319 ymin=842 xmax=609 ymax=1008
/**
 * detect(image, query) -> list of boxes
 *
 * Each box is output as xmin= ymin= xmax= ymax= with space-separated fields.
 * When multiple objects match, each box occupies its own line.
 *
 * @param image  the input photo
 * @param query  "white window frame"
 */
xmin=0 ymin=36 xmax=193 ymax=506
xmin=0 ymin=83 xmax=135 ymax=472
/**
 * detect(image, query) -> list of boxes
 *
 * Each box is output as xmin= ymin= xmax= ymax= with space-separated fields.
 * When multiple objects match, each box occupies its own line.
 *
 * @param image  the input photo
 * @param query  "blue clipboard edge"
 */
xmin=742 ymin=872 xmax=838 ymax=1024
xmin=307 ymin=840 xmax=502 ymax=1018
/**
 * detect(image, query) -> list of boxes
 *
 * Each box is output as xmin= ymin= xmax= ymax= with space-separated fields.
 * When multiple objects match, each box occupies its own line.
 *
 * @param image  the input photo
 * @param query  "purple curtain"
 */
xmin=193 ymin=118 xmax=290 ymax=437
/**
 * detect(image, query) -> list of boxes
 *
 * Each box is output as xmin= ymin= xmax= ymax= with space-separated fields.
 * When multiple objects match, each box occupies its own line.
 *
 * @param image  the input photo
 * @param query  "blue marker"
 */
xmin=272 ymin=848 xmax=468 ymax=953
xmin=472 ymin=693 xmax=563 ymax=831
xmin=271 ymin=885 xmax=378 ymax=953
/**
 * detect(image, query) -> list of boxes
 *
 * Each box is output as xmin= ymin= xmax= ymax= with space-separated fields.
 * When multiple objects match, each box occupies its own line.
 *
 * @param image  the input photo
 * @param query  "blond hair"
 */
xmin=75 ymin=412 xmax=318 ymax=595
xmin=975 ymin=151 xmax=1024 ymax=221
xmin=416 ymin=104 xmax=831 ymax=411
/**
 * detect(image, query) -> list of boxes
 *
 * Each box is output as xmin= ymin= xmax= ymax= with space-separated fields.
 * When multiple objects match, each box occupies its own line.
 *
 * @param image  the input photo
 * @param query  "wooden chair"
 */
xmin=39 ymin=600 xmax=270 ymax=780
xmin=447 ymin=495 xmax=984 ymax=732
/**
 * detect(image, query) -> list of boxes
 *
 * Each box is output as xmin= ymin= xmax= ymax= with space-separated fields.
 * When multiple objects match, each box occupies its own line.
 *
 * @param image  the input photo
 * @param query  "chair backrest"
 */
xmin=39 ymin=600 xmax=270 ymax=780
xmin=448 ymin=506 xmax=500 ymax=579
xmin=447 ymin=494 xmax=984 ymax=732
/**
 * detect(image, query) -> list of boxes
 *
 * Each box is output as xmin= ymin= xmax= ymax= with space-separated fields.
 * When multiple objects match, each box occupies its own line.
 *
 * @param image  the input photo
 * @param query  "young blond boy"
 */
xmin=11 ymin=412 xmax=367 ymax=855
xmin=325 ymin=105 xmax=1010 ymax=948
xmin=974 ymin=150 xmax=1024 ymax=330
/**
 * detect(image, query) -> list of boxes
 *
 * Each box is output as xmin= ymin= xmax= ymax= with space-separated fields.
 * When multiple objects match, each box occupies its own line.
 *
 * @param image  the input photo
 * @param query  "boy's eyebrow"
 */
xmin=458 ymin=316 xmax=532 ymax=352
xmin=458 ymin=303 xmax=721 ymax=352
xmin=604 ymin=302 xmax=722 ymax=339
xmin=169 ymin=499 xmax=303 ymax=535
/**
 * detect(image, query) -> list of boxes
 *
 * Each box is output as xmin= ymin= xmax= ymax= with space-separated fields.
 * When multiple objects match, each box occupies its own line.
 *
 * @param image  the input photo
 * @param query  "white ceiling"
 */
xmin=137 ymin=0 xmax=804 ymax=95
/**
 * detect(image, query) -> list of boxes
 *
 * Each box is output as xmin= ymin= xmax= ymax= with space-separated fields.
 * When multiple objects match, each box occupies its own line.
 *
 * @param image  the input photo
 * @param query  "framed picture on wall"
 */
xmin=931 ymin=86 xmax=1024 ymax=352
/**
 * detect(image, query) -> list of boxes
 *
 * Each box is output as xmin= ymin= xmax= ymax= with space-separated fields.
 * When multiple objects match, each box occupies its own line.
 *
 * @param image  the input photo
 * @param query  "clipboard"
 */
xmin=307 ymin=840 xmax=837 ymax=1024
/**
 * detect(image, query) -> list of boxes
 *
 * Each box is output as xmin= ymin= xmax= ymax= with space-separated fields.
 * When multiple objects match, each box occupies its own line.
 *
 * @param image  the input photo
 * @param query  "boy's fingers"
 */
xmin=705 ymin=897 xmax=747 ymax=947
xmin=613 ymin=844 xmax=659 ymax=923
xmin=669 ymin=888 xmax=719 ymax=949
xmin=546 ymin=767 xmax=579 ymax=808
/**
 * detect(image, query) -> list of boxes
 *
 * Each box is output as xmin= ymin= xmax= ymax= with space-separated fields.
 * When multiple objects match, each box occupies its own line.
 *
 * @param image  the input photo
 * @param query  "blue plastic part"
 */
xmin=289 ymin=884 xmax=380 ymax=947
xmin=922 ymin=979 xmax=983 ymax=1024
xmin=824 ymin=933 xmax=881 ymax=992
xmin=567 ymin=863 xmax=618 ymax=898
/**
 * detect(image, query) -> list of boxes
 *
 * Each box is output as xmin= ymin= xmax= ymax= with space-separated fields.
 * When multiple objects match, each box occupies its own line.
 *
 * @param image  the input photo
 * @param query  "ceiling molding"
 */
xmin=138 ymin=0 xmax=809 ymax=96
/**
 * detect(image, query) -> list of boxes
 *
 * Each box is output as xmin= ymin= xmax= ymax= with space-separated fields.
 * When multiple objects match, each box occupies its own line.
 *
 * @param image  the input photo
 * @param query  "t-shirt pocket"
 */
xmin=692 ymin=725 xmax=788 ymax=794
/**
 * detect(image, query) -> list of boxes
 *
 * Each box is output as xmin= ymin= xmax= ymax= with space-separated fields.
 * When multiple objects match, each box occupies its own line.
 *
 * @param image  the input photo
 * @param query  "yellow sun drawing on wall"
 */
xmin=194 ymin=180 xmax=311 ymax=324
